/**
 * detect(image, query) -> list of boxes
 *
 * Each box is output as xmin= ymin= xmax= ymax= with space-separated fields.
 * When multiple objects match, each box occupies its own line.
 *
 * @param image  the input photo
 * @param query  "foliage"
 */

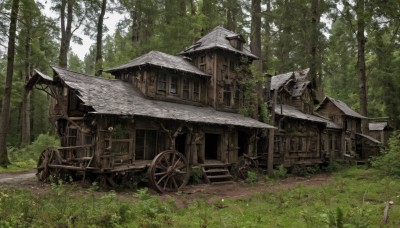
xmin=292 ymin=165 xmax=320 ymax=177
xmin=273 ymin=164 xmax=288 ymax=179
xmin=0 ymin=167 xmax=399 ymax=226
xmin=0 ymin=134 xmax=60 ymax=172
xmin=245 ymin=170 xmax=258 ymax=184
xmin=189 ymin=167 xmax=204 ymax=185
xmin=372 ymin=131 xmax=400 ymax=176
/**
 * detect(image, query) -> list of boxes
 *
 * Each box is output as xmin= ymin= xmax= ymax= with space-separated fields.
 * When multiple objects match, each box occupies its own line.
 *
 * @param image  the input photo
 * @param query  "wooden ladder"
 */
xmin=201 ymin=163 xmax=234 ymax=185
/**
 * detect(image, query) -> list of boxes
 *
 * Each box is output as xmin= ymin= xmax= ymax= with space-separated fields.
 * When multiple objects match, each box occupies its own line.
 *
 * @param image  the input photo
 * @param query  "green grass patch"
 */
xmin=1 ymin=166 xmax=400 ymax=227
xmin=1 ymin=134 xmax=59 ymax=173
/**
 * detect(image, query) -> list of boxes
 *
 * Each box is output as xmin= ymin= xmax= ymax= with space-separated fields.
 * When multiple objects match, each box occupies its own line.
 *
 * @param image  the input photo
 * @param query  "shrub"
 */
xmin=273 ymin=165 xmax=288 ymax=179
xmin=246 ymin=170 xmax=258 ymax=184
xmin=372 ymin=131 xmax=400 ymax=176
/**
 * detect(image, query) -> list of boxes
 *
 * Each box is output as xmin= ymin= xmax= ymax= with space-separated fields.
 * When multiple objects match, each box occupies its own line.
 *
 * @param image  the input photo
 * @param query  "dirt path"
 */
xmin=0 ymin=169 xmax=36 ymax=184
xmin=0 ymin=170 xmax=332 ymax=204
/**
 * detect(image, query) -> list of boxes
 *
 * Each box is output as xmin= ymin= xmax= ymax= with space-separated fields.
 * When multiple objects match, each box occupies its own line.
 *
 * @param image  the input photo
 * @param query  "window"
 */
xmin=135 ymin=130 xmax=157 ymax=160
xmin=157 ymin=74 xmax=167 ymax=92
xmin=297 ymin=137 xmax=303 ymax=151
xmin=170 ymin=76 xmax=178 ymax=94
xmin=199 ymin=55 xmax=206 ymax=72
xmin=200 ymin=55 xmax=205 ymax=63
xmin=290 ymin=137 xmax=297 ymax=152
xmin=223 ymin=84 xmax=231 ymax=106
xmin=237 ymin=41 xmax=243 ymax=50
xmin=230 ymin=60 xmax=236 ymax=72
xmin=235 ymin=84 xmax=241 ymax=103
xmin=193 ymin=79 xmax=200 ymax=101
xmin=199 ymin=64 xmax=206 ymax=72
xmin=183 ymin=78 xmax=190 ymax=99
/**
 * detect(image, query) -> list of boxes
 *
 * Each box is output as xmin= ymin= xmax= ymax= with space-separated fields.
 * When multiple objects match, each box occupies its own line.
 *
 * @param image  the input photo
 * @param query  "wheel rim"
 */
xmin=37 ymin=150 xmax=50 ymax=182
xmin=236 ymin=156 xmax=259 ymax=180
xmin=149 ymin=150 xmax=190 ymax=193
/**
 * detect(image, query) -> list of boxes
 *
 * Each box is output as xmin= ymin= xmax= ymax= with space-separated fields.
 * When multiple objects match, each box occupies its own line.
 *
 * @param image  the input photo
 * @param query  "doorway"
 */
xmin=204 ymin=133 xmax=219 ymax=160
xmin=175 ymin=133 xmax=187 ymax=154
xmin=238 ymin=131 xmax=247 ymax=157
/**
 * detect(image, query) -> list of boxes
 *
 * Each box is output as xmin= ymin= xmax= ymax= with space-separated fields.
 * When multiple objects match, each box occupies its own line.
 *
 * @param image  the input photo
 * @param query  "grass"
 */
xmin=0 ymin=134 xmax=59 ymax=174
xmin=1 ymin=166 xmax=399 ymax=227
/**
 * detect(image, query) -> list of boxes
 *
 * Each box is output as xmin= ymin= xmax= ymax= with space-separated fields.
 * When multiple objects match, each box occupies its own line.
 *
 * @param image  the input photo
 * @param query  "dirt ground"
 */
xmin=0 ymin=169 xmax=332 ymax=205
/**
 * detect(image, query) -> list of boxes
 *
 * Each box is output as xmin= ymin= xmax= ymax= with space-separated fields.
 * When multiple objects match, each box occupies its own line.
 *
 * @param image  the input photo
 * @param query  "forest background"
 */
xmin=0 ymin=0 xmax=399 ymax=165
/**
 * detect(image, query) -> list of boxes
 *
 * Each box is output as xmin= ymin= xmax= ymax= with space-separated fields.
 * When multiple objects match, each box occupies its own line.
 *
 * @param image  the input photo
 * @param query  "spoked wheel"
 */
xmin=148 ymin=150 xmax=190 ymax=193
xmin=37 ymin=149 xmax=50 ymax=182
xmin=234 ymin=155 xmax=259 ymax=180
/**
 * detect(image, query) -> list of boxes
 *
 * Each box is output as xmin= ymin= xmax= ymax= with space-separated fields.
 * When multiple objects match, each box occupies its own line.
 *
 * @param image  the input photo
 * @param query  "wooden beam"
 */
xmin=268 ymin=90 xmax=277 ymax=177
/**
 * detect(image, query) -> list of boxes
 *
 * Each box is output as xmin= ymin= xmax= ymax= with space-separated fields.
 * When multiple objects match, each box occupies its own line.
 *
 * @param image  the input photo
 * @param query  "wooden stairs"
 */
xmin=201 ymin=163 xmax=234 ymax=185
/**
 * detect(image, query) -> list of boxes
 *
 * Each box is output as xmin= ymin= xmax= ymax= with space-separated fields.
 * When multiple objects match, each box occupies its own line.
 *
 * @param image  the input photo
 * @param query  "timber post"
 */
xmin=268 ymin=89 xmax=276 ymax=177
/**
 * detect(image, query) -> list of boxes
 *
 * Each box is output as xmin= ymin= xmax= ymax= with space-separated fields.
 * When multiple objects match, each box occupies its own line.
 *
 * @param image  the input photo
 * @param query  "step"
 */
xmin=211 ymin=181 xmax=235 ymax=185
xmin=207 ymin=174 xmax=232 ymax=179
xmin=204 ymin=169 xmax=230 ymax=174
xmin=201 ymin=163 xmax=229 ymax=168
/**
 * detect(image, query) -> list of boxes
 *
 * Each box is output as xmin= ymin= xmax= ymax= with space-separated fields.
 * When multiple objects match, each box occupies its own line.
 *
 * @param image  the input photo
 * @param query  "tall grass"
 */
xmin=1 ymin=134 xmax=59 ymax=172
xmin=1 ymin=167 xmax=399 ymax=227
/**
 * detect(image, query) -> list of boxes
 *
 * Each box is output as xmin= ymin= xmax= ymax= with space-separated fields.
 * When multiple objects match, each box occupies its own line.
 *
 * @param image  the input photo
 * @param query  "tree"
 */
xmin=95 ymin=0 xmax=107 ymax=76
xmin=0 ymin=0 xmax=20 ymax=165
xmin=355 ymin=0 xmax=368 ymax=134
xmin=56 ymin=0 xmax=86 ymax=68
xmin=19 ymin=0 xmax=41 ymax=145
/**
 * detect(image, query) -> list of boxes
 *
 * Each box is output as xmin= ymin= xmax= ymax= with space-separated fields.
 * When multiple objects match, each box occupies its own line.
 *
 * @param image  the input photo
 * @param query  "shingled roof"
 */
xmin=275 ymin=104 xmax=341 ymax=128
xmin=317 ymin=96 xmax=366 ymax=119
xmin=106 ymin=51 xmax=209 ymax=77
xmin=270 ymin=69 xmax=310 ymax=91
xmin=369 ymin=122 xmax=391 ymax=131
xmin=42 ymin=66 xmax=273 ymax=129
xmin=180 ymin=26 xmax=258 ymax=59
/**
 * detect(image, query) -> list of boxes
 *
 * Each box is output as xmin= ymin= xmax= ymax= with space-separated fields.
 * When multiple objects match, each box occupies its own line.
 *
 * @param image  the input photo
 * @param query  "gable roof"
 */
xmin=38 ymin=66 xmax=274 ymax=129
xmin=270 ymin=69 xmax=310 ymax=91
xmin=106 ymin=51 xmax=209 ymax=77
xmin=26 ymin=69 xmax=54 ymax=89
xmin=275 ymin=104 xmax=341 ymax=128
xmin=180 ymin=26 xmax=258 ymax=59
xmin=270 ymin=72 xmax=294 ymax=91
xmin=369 ymin=122 xmax=392 ymax=131
xmin=317 ymin=96 xmax=366 ymax=119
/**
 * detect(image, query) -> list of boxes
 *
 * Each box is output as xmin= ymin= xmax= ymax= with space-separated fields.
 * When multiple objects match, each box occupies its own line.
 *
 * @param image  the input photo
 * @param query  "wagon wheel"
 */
xmin=148 ymin=150 xmax=190 ymax=193
xmin=235 ymin=155 xmax=259 ymax=180
xmin=37 ymin=149 xmax=51 ymax=182
xmin=48 ymin=148 xmax=66 ymax=181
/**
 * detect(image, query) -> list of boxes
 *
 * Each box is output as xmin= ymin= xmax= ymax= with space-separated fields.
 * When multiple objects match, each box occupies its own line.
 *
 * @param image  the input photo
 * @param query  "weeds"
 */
xmin=273 ymin=164 xmax=287 ymax=179
xmin=0 ymin=167 xmax=399 ymax=227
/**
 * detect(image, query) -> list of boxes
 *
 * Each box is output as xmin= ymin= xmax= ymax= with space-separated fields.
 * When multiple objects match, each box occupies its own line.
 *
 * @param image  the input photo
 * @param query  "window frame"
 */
xmin=157 ymin=74 xmax=167 ymax=92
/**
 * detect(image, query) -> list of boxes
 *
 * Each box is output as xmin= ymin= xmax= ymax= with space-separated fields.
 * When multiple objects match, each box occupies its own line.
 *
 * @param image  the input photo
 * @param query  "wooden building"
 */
xmin=28 ymin=26 xmax=274 ymax=192
xmin=316 ymin=97 xmax=381 ymax=160
xmin=269 ymin=69 xmax=338 ymax=167
xmin=368 ymin=121 xmax=393 ymax=145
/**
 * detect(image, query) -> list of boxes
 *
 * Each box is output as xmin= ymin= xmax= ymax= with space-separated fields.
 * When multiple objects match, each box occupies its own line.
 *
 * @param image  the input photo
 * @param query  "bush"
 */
xmin=7 ymin=134 xmax=60 ymax=169
xmin=273 ymin=165 xmax=288 ymax=179
xmin=372 ymin=131 xmax=400 ymax=176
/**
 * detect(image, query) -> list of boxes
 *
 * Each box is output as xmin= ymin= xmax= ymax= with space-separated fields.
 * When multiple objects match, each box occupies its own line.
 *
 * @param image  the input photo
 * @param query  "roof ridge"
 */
xmin=52 ymin=65 xmax=118 ymax=82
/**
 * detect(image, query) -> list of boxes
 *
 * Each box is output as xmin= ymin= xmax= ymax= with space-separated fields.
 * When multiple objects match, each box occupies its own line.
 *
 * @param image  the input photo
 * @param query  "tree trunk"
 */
xmin=250 ymin=0 xmax=262 ymax=120
xmin=0 ymin=0 xmax=20 ymax=166
xmin=356 ymin=0 xmax=368 ymax=134
xmin=59 ymin=0 xmax=73 ymax=68
xmin=131 ymin=0 xmax=141 ymax=44
xmin=225 ymin=0 xmax=237 ymax=32
xmin=262 ymin=0 xmax=272 ymax=72
xmin=310 ymin=0 xmax=319 ymax=96
xmin=21 ymin=29 xmax=31 ymax=145
xmin=278 ymin=0 xmax=291 ymax=73
xmin=95 ymin=0 xmax=107 ymax=76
